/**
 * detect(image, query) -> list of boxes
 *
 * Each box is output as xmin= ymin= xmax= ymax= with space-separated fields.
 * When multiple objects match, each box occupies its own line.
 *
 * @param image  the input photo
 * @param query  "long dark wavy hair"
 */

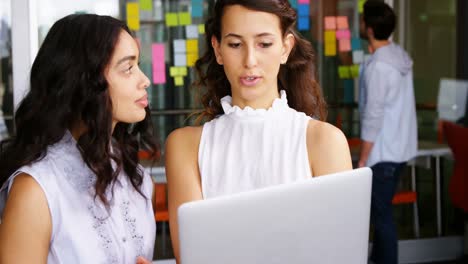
xmin=0 ymin=14 xmax=158 ymax=205
xmin=194 ymin=0 xmax=327 ymax=122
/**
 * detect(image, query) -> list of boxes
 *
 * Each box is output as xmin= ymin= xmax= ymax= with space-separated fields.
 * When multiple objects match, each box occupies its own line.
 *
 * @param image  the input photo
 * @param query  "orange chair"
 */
xmin=153 ymin=183 xmax=170 ymax=252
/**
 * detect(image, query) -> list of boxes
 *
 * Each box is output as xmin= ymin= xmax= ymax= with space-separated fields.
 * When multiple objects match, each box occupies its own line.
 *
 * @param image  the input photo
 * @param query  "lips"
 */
xmin=240 ymin=75 xmax=262 ymax=86
xmin=135 ymin=94 xmax=148 ymax=108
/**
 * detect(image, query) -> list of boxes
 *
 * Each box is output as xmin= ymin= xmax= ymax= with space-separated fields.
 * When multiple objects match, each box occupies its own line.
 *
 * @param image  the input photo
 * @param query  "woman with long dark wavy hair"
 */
xmin=164 ymin=0 xmax=352 ymax=261
xmin=0 ymin=14 xmax=158 ymax=263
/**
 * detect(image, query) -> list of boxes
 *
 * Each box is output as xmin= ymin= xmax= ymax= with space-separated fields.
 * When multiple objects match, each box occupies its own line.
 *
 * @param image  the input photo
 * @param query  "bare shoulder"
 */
xmin=306 ymin=119 xmax=352 ymax=176
xmin=0 ymin=173 xmax=51 ymax=262
xmin=306 ymin=119 xmax=347 ymax=146
xmin=165 ymin=126 xmax=203 ymax=151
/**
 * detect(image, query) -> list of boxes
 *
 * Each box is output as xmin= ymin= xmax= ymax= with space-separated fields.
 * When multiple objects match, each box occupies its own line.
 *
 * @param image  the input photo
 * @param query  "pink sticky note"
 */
xmin=336 ymin=29 xmax=351 ymax=40
xmin=152 ymin=43 xmax=166 ymax=84
xmin=298 ymin=0 xmax=310 ymax=3
xmin=324 ymin=16 xmax=336 ymax=30
xmin=336 ymin=16 xmax=349 ymax=29
xmin=339 ymin=39 xmax=351 ymax=52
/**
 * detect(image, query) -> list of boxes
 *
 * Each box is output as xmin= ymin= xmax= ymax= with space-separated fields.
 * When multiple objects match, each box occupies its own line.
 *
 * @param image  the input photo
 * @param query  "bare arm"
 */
xmin=307 ymin=120 xmax=353 ymax=176
xmin=0 ymin=173 xmax=51 ymax=264
xmin=165 ymin=127 xmax=203 ymax=263
xmin=358 ymin=140 xmax=374 ymax=168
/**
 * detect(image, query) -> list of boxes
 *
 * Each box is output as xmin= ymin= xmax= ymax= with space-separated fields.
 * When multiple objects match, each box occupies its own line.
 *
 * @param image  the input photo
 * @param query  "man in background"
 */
xmin=358 ymin=1 xmax=418 ymax=263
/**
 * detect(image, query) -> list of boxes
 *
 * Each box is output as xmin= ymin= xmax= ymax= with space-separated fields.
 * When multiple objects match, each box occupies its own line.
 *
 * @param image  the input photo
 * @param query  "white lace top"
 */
xmin=199 ymin=90 xmax=313 ymax=199
xmin=0 ymin=132 xmax=155 ymax=263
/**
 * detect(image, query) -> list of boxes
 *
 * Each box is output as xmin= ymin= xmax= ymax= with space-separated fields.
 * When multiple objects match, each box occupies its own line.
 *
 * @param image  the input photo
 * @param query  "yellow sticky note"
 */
xmin=174 ymin=76 xmax=184 ymax=86
xmin=178 ymin=67 xmax=188 ymax=76
xmin=198 ymin=24 xmax=205 ymax=34
xmin=126 ymin=3 xmax=140 ymax=31
xmin=139 ymin=0 xmax=152 ymax=11
xmin=187 ymin=53 xmax=199 ymax=67
xmin=359 ymin=0 xmax=365 ymax=13
xmin=170 ymin=66 xmax=179 ymax=77
xmin=186 ymin=39 xmax=198 ymax=53
xmin=325 ymin=42 xmax=337 ymax=56
xmin=166 ymin=13 xmax=178 ymax=27
xmin=324 ymin=30 xmax=336 ymax=43
xmin=338 ymin=66 xmax=351 ymax=79
xmin=178 ymin=12 xmax=191 ymax=26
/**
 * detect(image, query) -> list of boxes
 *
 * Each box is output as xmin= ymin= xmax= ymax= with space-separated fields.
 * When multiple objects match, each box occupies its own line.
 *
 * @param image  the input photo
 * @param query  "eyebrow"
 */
xmin=223 ymin=32 xmax=275 ymax=39
xmin=115 ymin=55 xmax=137 ymax=66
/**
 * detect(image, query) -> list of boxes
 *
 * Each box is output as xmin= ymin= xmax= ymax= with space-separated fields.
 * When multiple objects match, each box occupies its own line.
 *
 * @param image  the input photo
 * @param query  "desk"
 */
xmin=411 ymin=141 xmax=452 ymax=237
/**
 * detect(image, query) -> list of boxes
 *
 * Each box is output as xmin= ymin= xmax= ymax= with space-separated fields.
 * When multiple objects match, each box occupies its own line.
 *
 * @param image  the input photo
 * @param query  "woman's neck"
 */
xmin=231 ymin=88 xmax=280 ymax=109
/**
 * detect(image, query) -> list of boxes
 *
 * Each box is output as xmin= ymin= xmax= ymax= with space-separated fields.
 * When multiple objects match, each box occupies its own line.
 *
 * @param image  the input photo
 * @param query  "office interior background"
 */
xmin=0 ymin=0 xmax=467 ymax=263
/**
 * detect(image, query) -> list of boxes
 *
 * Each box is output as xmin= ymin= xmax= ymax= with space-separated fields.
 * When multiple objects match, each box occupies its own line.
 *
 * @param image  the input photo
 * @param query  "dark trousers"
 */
xmin=370 ymin=162 xmax=406 ymax=264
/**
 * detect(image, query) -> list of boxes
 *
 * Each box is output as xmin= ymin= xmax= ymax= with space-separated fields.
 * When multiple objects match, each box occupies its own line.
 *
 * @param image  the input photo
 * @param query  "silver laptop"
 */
xmin=178 ymin=168 xmax=372 ymax=264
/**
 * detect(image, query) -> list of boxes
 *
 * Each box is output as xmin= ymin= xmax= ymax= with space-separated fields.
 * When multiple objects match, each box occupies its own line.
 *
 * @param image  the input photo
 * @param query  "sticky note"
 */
xmin=186 ymin=39 xmax=198 ymax=53
xmin=339 ymin=39 xmax=351 ymax=52
xmin=187 ymin=53 xmax=199 ymax=67
xmin=324 ymin=41 xmax=336 ymax=56
xmin=178 ymin=67 xmax=188 ymax=76
xmin=359 ymin=0 xmax=365 ymax=13
xmin=297 ymin=4 xmax=309 ymax=17
xmin=336 ymin=29 xmax=351 ymax=40
xmin=351 ymin=38 xmax=361 ymax=50
xmin=170 ymin=67 xmax=179 ymax=77
xmin=198 ymin=24 xmax=205 ymax=34
xmin=352 ymin=50 xmax=364 ymax=64
xmin=186 ymin=25 xmax=199 ymax=39
xmin=165 ymin=13 xmax=178 ymax=27
xmin=126 ymin=3 xmax=140 ymax=31
xmin=343 ymin=79 xmax=354 ymax=103
xmin=174 ymin=76 xmax=184 ymax=86
xmin=173 ymin=39 xmax=186 ymax=53
xmin=152 ymin=43 xmax=166 ymax=84
xmin=174 ymin=53 xmax=187 ymax=67
xmin=324 ymin=16 xmax=336 ymax=30
xmin=139 ymin=0 xmax=152 ymax=11
xmin=336 ymin=16 xmax=349 ymax=29
xmin=324 ymin=30 xmax=336 ymax=43
xmin=338 ymin=66 xmax=351 ymax=79
xmin=289 ymin=0 xmax=298 ymax=9
xmin=178 ymin=12 xmax=192 ymax=26
xmin=350 ymin=65 xmax=360 ymax=78
xmin=191 ymin=2 xmax=203 ymax=18
xmin=298 ymin=16 xmax=310 ymax=31
xmin=298 ymin=0 xmax=310 ymax=3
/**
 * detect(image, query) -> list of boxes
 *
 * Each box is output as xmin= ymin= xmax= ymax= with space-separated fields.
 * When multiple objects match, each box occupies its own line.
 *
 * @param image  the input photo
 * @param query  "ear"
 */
xmin=211 ymin=35 xmax=223 ymax=65
xmin=366 ymin=27 xmax=374 ymax=40
xmin=281 ymin=33 xmax=295 ymax=64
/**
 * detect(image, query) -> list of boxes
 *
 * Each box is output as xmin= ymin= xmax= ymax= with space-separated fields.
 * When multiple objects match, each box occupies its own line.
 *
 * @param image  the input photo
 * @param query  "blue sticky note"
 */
xmin=289 ymin=0 xmax=298 ymax=9
xmin=297 ymin=4 xmax=309 ymax=16
xmin=343 ymin=80 xmax=354 ymax=103
xmin=192 ymin=3 xmax=203 ymax=17
xmin=351 ymin=38 xmax=362 ymax=50
xmin=298 ymin=16 xmax=310 ymax=31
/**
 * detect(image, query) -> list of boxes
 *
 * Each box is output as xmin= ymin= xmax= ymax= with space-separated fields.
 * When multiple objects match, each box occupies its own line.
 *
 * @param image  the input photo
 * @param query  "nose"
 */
xmin=140 ymin=70 xmax=150 ymax=89
xmin=243 ymin=46 xmax=258 ymax=69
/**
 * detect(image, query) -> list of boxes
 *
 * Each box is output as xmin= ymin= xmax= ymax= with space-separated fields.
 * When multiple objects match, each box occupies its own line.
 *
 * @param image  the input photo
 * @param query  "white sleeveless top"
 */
xmin=0 ymin=132 xmax=155 ymax=264
xmin=199 ymin=90 xmax=313 ymax=199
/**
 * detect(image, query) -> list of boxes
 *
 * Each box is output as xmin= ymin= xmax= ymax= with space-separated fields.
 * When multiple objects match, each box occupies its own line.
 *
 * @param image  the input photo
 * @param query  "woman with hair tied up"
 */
xmin=0 ymin=14 xmax=158 ymax=263
xmin=165 ymin=0 xmax=353 ymax=262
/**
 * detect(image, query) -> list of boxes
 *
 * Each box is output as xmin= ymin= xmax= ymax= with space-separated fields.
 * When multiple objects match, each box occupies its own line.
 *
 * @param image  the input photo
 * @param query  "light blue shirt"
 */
xmin=359 ymin=43 xmax=418 ymax=167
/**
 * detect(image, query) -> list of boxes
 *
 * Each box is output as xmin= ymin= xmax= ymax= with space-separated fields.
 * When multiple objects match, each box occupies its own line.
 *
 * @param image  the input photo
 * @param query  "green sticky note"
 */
xmin=350 ymin=65 xmax=360 ymax=78
xmin=178 ymin=12 xmax=192 ymax=26
xmin=178 ymin=67 xmax=188 ymax=76
xmin=358 ymin=0 xmax=365 ymax=13
xmin=139 ymin=0 xmax=152 ymax=11
xmin=338 ymin=66 xmax=351 ymax=79
xmin=174 ymin=76 xmax=184 ymax=86
xmin=198 ymin=24 xmax=205 ymax=34
xmin=165 ymin=13 xmax=178 ymax=27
